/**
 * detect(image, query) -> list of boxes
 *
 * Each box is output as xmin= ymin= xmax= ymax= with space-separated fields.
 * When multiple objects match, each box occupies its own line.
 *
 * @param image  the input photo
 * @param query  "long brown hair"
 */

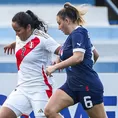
xmin=57 ymin=2 xmax=88 ymax=26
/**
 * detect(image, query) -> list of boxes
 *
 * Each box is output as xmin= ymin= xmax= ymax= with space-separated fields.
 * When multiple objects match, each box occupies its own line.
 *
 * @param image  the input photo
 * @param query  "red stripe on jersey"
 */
xmin=42 ymin=66 xmax=52 ymax=98
xmin=16 ymin=37 xmax=40 ymax=70
xmin=21 ymin=114 xmax=29 ymax=118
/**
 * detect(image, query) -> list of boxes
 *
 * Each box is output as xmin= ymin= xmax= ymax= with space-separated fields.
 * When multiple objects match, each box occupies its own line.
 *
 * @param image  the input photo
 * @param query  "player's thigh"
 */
xmin=3 ymin=89 xmax=32 ymax=117
xmin=31 ymin=100 xmax=47 ymax=118
xmin=30 ymin=91 xmax=51 ymax=118
xmin=86 ymin=103 xmax=107 ymax=118
xmin=45 ymin=89 xmax=74 ymax=113
xmin=80 ymin=90 xmax=104 ymax=109
xmin=79 ymin=90 xmax=107 ymax=118
xmin=0 ymin=106 xmax=17 ymax=118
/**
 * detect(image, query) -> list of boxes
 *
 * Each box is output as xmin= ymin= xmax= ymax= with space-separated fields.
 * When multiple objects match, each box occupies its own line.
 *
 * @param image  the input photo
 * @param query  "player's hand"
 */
xmin=52 ymin=62 xmax=63 ymax=72
xmin=4 ymin=42 xmax=16 ymax=55
xmin=52 ymin=57 xmax=63 ymax=72
xmin=46 ymin=65 xmax=56 ymax=77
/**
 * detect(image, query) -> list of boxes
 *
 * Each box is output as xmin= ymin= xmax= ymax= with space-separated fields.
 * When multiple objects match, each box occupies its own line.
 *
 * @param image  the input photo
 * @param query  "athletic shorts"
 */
xmin=3 ymin=88 xmax=52 ymax=117
xmin=59 ymin=82 xmax=103 ymax=110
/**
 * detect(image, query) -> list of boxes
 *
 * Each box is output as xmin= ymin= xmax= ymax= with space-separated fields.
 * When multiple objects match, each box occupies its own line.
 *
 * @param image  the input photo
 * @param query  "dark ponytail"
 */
xmin=26 ymin=10 xmax=48 ymax=33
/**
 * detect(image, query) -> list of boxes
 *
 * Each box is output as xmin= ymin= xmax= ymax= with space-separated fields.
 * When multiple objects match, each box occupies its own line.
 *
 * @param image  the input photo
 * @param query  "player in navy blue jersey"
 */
xmin=45 ymin=2 xmax=107 ymax=118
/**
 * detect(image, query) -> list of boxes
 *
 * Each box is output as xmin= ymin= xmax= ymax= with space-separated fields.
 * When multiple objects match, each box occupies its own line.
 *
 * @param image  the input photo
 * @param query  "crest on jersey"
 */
xmin=29 ymin=41 xmax=34 ymax=49
xmin=21 ymin=47 xmax=26 ymax=58
xmin=59 ymin=48 xmax=63 ymax=56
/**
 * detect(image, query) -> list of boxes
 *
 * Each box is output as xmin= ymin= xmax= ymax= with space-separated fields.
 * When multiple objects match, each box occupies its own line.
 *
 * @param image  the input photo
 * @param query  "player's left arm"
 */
xmin=93 ymin=48 xmax=99 ymax=63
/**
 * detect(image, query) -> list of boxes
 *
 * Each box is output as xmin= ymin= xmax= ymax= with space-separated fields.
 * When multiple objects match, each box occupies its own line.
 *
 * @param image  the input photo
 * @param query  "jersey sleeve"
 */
xmin=71 ymin=32 xmax=86 ymax=53
xmin=34 ymin=29 xmax=60 ymax=53
xmin=44 ymin=37 xmax=60 ymax=53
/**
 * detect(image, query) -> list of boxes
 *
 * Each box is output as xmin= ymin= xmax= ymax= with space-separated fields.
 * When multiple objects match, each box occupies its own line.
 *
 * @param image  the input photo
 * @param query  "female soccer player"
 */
xmin=45 ymin=3 xmax=107 ymax=118
xmin=0 ymin=10 xmax=60 ymax=118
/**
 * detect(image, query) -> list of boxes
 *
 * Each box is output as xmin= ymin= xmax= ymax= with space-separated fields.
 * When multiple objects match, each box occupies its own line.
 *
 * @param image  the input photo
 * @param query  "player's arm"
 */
xmin=54 ymin=46 xmax=61 ymax=55
xmin=55 ymin=51 xmax=84 ymax=69
xmin=4 ymin=42 xmax=16 ymax=54
xmin=91 ymin=45 xmax=99 ymax=63
xmin=54 ymin=47 xmax=99 ymax=67
xmin=55 ymin=56 xmax=61 ymax=64
xmin=46 ymin=32 xmax=84 ymax=76
xmin=46 ymin=51 xmax=84 ymax=76
xmin=93 ymin=48 xmax=99 ymax=63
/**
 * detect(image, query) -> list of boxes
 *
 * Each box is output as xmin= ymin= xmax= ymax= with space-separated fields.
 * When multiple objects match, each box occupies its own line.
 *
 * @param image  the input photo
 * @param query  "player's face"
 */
xmin=12 ymin=21 xmax=31 ymax=41
xmin=56 ymin=16 xmax=70 ymax=35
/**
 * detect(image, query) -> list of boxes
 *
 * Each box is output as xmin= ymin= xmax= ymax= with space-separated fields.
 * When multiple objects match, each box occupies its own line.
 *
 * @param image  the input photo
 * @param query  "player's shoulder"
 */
xmin=73 ymin=26 xmax=88 ymax=34
xmin=33 ymin=29 xmax=51 ymax=39
xmin=33 ymin=29 xmax=59 ymax=45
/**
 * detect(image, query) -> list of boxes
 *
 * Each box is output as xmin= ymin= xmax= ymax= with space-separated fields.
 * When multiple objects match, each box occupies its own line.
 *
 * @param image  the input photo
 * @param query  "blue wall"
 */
xmin=48 ymin=27 xmax=118 ymax=41
xmin=0 ymin=62 xmax=118 ymax=73
xmin=0 ymin=0 xmax=95 ymax=5
xmin=0 ymin=27 xmax=118 ymax=42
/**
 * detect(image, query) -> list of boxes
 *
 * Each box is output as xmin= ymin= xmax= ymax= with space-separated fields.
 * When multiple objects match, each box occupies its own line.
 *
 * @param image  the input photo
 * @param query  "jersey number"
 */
xmin=84 ymin=96 xmax=93 ymax=108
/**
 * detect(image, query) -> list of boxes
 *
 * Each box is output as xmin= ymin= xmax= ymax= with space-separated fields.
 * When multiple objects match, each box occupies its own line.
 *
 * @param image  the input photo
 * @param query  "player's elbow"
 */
xmin=73 ymin=52 xmax=84 ymax=64
xmin=93 ymin=49 xmax=99 ymax=62
xmin=74 ymin=56 xmax=84 ymax=64
xmin=96 ymin=53 xmax=99 ymax=60
xmin=94 ymin=51 xmax=99 ymax=62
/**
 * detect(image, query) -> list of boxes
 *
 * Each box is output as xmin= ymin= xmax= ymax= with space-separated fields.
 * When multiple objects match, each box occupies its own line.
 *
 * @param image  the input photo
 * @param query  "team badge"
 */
xmin=59 ymin=48 xmax=63 ymax=56
xmin=21 ymin=47 xmax=26 ymax=58
xmin=29 ymin=41 xmax=34 ymax=49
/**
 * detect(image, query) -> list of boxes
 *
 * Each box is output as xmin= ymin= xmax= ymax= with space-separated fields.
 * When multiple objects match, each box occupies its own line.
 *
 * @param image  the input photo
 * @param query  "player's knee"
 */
xmin=44 ymin=107 xmax=55 ymax=117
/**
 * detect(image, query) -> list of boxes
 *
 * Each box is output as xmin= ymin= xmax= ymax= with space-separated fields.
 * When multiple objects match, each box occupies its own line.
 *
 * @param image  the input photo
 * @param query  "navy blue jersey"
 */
xmin=59 ymin=26 xmax=103 ymax=92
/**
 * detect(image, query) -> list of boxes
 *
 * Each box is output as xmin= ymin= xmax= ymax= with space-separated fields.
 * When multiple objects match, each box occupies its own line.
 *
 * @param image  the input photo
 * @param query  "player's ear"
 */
xmin=65 ymin=17 xmax=71 ymax=25
xmin=27 ymin=24 xmax=32 ymax=31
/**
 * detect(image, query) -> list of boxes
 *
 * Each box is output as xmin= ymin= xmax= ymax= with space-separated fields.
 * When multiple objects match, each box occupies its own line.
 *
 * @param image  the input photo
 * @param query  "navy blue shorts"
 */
xmin=59 ymin=82 xmax=103 ymax=110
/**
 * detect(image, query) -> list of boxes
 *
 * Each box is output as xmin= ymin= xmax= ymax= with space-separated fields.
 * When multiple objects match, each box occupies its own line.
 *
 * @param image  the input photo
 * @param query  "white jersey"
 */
xmin=15 ymin=30 xmax=60 ymax=93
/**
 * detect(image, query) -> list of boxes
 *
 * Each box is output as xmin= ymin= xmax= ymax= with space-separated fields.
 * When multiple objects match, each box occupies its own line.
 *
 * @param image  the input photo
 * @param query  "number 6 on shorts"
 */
xmin=84 ymin=96 xmax=93 ymax=108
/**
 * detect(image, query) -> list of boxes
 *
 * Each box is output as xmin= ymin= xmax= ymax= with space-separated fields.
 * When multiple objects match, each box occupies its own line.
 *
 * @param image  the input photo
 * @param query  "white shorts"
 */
xmin=3 ymin=88 xmax=51 ymax=118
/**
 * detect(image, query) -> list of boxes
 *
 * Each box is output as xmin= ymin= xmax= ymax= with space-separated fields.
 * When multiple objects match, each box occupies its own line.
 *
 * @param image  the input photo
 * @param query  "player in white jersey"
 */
xmin=0 ymin=10 xmax=60 ymax=118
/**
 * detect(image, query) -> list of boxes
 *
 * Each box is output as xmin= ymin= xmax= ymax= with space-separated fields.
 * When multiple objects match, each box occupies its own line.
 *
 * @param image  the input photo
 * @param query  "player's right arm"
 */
xmin=4 ymin=42 xmax=16 ymax=54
